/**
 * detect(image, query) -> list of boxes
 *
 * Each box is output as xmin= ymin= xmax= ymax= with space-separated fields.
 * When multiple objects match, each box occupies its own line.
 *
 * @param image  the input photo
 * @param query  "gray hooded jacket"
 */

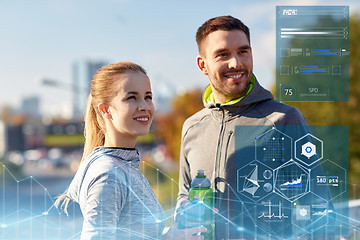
xmin=67 ymin=147 xmax=166 ymax=239
xmin=176 ymin=77 xmax=308 ymax=239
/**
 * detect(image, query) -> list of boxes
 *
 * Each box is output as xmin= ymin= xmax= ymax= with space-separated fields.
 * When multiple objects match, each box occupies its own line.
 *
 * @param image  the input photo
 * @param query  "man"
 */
xmin=176 ymin=16 xmax=310 ymax=239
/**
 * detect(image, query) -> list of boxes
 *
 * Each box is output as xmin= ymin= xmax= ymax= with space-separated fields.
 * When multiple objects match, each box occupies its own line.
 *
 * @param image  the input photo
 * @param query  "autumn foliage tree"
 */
xmin=155 ymin=89 xmax=203 ymax=161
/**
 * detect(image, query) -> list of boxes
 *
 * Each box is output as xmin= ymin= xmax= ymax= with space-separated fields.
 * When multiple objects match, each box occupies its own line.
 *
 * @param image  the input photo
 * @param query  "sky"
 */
xmin=0 ymin=0 xmax=359 ymax=117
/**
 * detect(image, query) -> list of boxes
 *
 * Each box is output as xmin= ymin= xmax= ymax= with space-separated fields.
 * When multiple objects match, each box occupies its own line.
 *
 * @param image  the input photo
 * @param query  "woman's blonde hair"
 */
xmin=54 ymin=61 xmax=147 ymax=214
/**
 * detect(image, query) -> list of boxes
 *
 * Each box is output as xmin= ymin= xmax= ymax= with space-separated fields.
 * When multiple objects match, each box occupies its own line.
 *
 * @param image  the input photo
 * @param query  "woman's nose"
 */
xmin=138 ymin=100 xmax=150 ymax=111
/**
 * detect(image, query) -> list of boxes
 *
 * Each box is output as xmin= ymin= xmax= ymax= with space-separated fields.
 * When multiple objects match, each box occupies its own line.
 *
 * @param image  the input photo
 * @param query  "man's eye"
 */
xmin=218 ymin=53 xmax=228 ymax=57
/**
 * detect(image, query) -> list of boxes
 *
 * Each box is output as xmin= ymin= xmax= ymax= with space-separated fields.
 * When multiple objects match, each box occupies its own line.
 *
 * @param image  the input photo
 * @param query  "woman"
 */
xmin=55 ymin=62 xmax=206 ymax=239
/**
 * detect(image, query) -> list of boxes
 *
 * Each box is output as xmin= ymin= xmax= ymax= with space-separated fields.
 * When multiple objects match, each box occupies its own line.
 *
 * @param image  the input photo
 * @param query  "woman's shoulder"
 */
xmin=87 ymin=153 xmax=128 ymax=177
xmin=81 ymin=147 xmax=139 ymax=182
xmin=66 ymin=148 xmax=132 ymax=203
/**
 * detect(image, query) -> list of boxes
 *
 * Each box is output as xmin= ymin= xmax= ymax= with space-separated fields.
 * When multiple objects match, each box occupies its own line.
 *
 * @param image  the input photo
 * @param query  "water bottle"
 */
xmin=178 ymin=196 xmax=205 ymax=231
xmin=189 ymin=170 xmax=214 ymax=239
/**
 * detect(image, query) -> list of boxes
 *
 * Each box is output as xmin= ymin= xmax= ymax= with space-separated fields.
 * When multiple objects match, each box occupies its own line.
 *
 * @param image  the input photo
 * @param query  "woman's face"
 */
xmin=107 ymin=71 xmax=154 ymax=143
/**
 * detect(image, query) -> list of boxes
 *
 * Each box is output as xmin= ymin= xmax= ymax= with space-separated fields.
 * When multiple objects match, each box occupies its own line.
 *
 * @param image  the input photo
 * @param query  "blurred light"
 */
xmin=24 ymin=149 xmax=44 ymax=161
xmin=8 ymin=151 xmax=24 ymax=165
xmin=48 ymin=148 xmax=62 ymax=160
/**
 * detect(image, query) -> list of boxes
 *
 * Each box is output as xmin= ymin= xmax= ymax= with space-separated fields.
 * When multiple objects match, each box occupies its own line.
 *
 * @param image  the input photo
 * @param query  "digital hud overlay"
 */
xmin=276 ymin=6 xmax=349 ymax=102
xmin=234 ymin=125 xmax=349 ymax=239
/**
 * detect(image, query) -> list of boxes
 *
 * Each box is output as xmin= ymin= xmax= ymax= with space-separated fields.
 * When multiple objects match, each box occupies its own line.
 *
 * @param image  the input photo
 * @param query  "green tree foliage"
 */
xmin=273 ymin=15 xmax=360 ymax=196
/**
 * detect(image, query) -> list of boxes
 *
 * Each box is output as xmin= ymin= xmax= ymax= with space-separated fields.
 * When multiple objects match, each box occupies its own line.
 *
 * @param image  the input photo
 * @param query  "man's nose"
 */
xmin=228 ymin=54 xmax=241 ymax=69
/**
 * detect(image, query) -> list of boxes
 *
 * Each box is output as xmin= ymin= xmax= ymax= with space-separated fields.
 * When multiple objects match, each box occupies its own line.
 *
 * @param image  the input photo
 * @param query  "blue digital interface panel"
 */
xmin=276 ymin=6 xmax=349 ymax=102
xmin=233 ymin=125 xmax=348 ymax=239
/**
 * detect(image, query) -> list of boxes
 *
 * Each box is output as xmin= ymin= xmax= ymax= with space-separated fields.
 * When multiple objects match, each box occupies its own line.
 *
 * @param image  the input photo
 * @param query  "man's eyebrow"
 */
xmin=239 ymin=45 xmax=251 ymax=50
xmin=213 ymin=48 xmax=228 ymax=55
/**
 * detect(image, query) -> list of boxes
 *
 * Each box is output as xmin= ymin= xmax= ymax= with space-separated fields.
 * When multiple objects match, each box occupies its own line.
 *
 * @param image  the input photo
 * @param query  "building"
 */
xmin=152 ymin=81 xmax=176 ymax=114
xmin=0 ymin=120 xmax=26 ymax=158
xmin=72 ymin=60 xmax=107 ymax=118
xmin=20 ymin=96 xmax=40 ymax=117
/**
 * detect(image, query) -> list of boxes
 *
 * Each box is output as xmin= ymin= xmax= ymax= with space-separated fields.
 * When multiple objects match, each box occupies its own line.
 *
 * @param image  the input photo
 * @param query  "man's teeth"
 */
xmin=228 ymin=74 xmax=243 ymax=78
xmin=228 ymin=73 xmax=244 ymax=78
xmin=136 ymin=118 xmax=149 ymax=122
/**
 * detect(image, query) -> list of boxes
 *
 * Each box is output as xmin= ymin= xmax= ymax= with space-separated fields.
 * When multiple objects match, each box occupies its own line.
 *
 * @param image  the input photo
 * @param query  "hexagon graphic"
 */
xmin=274 ymin=160 xmax=310 ymax=201
xmin=237 ymin=160 xmax=274 ymax=202
xmin=255 ymin=127 xmax=292 ymax=169
xmin=296 ymin=205 xmax=311 ymax=220
xmin=291 ymin=192 xmax=330 ymax=235
xmin=310 ymin=159 xmax=347 ymax=201
xmin=295 ymin=133 xmax=323 ymax=166
xmin=249 ymin=194 xmax=293 ymax=236
xmin=301 ymin=142 xmax=316 ymax=159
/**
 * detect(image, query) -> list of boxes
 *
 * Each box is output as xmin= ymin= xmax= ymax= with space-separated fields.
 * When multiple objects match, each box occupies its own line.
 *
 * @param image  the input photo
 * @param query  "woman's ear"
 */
xmin=98 ymin=103 xmax=112 ymax=119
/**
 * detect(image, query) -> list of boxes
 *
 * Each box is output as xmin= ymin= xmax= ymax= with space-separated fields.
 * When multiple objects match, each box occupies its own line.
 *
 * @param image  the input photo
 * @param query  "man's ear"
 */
xmin=98 ymin=103 xmax=112 ymax=119
xmin=196 ymin=55 xmax=208 ymax=75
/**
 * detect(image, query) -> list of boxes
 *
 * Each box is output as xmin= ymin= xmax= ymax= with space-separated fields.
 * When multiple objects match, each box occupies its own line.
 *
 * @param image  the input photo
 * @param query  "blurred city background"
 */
xmin=1 ymin=0 xmax=360 ymax=239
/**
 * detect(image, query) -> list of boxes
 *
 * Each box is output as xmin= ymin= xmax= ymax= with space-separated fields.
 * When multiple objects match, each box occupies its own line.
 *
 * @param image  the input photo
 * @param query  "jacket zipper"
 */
xmin=224 ymin=130 xmax=234 ymax=168
xmin=214 ymin=108 xmax=225 ymax=205
xmin=213 ymin=108 xmax=226 ymax=239
xmin=215 ymin=108 xmax=226 ymax=180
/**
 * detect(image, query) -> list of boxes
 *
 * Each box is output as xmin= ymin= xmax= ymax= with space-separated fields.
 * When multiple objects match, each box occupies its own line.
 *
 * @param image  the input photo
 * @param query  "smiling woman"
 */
xmin=100 ymin=70 xmax=155 ymax=148
xmin=54 ymin=61 xmax=206 ymax=240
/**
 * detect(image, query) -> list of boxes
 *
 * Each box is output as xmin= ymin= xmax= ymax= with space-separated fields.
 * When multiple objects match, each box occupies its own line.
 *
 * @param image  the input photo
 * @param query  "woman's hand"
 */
xmin=164 ymin=225 xmax=207 ymax=240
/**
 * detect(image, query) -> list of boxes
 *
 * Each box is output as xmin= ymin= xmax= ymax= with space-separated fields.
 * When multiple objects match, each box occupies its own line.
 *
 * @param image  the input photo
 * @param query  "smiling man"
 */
xmin=176 ymin=16 xmax=309 ymax=239
xmin=196 ymin=26 xmax=253 ymax=104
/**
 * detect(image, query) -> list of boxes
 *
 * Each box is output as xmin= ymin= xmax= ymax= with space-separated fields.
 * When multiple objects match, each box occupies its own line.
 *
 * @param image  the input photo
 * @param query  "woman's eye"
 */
xmin=145 ymin=95 xmax=152 ymax=100
xmin=127 ymin=96 xmax=136 ymax=100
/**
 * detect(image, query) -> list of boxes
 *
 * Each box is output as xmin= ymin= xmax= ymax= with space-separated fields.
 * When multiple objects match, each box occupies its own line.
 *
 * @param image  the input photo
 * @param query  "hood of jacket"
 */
xmin=66 ymin=147 xmax=139 ymax=203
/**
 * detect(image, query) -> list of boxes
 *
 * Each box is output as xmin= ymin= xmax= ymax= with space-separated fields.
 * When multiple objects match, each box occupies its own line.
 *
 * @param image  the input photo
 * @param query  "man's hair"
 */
xmin=196 ymin=15 xmax=250 ymax=55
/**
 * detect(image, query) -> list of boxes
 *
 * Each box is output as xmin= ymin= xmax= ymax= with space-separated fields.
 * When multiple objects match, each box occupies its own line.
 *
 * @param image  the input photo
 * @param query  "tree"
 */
xmin=155 ymin=89 xmax=203 ymax=161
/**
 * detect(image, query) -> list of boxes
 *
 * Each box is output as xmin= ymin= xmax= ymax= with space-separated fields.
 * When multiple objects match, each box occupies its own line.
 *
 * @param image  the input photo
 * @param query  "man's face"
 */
xmin=197 ymin=30 xmax=253 ymax=103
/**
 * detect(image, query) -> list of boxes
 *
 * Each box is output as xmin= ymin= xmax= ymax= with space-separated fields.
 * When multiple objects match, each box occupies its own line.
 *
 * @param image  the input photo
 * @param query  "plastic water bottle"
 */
xmin=178 ymin=196 xmax=205 ymax=231
xmin=189 ymin=170 xmax=214 ymax=239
